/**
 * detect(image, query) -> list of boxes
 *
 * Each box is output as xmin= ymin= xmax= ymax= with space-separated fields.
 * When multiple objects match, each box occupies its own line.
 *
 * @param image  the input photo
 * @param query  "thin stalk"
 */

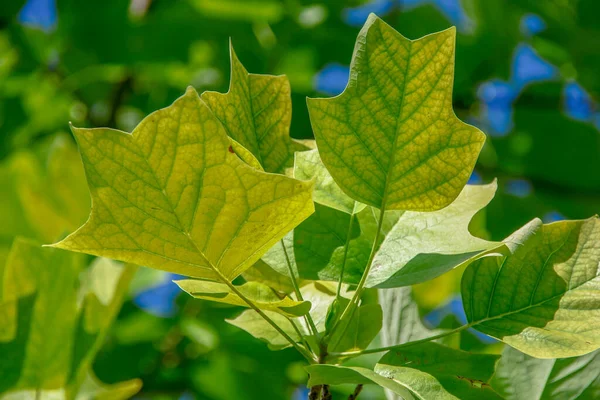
xmin=280 ymin=240 xmax=320 ymax=340
xmin=328 ymin=324 xmax=471 ymax=359
xmin=211 ymin=265 xmax=315 ymax=363
xmin=336 ymin=212 xmax=356 ymax=298
xmin=288 ymin=317 xmax=316 ymax=359
xmin=329 ymin=206 xmax=386 ymax=336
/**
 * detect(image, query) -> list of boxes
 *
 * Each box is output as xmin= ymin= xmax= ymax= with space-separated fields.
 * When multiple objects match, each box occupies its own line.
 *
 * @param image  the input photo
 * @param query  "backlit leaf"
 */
xmin=202 ymin=43 xmax=308 ymax=173
xmin=51 ymin=88 xmax=314 ymax=282
xmin=462 ymin=217 xmax=600 ymax=358
xmin=307 ymin=14 xmax=485 ymax=211
xmin=0 ymin=238 xmax=138 ymax=397
xmin=175 ymin=280 xmax=311 ymax=317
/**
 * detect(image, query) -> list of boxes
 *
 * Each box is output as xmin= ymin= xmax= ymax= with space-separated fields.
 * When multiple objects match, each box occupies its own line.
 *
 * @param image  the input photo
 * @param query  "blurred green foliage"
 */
xmin=1 ymin=0 xmax=599 ymax=399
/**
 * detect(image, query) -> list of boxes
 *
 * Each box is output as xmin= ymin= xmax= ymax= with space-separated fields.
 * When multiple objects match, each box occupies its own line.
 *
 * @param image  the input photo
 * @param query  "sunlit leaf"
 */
xmin=307 ymin=14 xmax=485 ymax=211
xmin=462 ymin=217 xmax=600 ymax=358
xmin=175 ymin=280 xmax=311 ymax=317
xmin=51 ymin=88 xmax=314 ymax=282
xmin=202 ymin=43 xmax=308 ymax=173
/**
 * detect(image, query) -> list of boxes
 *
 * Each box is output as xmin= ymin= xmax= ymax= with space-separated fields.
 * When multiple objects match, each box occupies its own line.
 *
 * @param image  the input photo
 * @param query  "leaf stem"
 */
xmin=288 ymin=317 xmax=316 ymax=358
xmin=328 ymin=324 xmax=470 ymax=359
xmin=280 ymin=240 xmax=321 ymax=341
xmin=211 ymin=265 xmax=316 ymax=363
xmin=331 ymin=206 xmax=386 ymax=334
xmin=336 ymin=212 xmax=356 ymax=298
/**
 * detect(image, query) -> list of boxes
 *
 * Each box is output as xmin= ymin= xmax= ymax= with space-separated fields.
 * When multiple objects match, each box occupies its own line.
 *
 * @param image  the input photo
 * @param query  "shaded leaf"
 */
xmin=326 ymin=297 xmax=382 ymax=353
xmin=306 ymin=364 xmax=456 ymax=399
xmin=226 ymin=310 xmax=300 ymax=351
xmin=0 ymin=239 xmax=138 ymax=397
xmin=307 ymin=14 xmax=485 ymax=211
xmin=462 ymin=217 xmax=600 ymax=358
xmin=51 ymin=88 xmax=314 ymax=282
xmin=491 ymin=346 xmax=600 ymax=400
xmin=266 ymin=182 xmax=501 ymax=288
xmin=377 ymin=342 xmax=502 ymax=399
xmin=379 ymin=287 xmax=440 ymax=347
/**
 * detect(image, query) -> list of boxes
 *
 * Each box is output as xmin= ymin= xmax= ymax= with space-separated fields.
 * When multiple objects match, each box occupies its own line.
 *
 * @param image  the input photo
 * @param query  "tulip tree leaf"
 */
xmin=265 ymin=181 xmax=500 ymax=288
xmin=307 ymin=14 xmax=485 ymax=211
xmin=226 ymin=282 xmax=342 ymax=349
xmin=306 ymin=364 xmax=456 ymax=400
xmin=0 ymin=238 xmax=139 ymax=397
xmin=491 ymin=346 xmax=600 ymax=400
xmin=379 ymin=287 xmax=441 ymax=346
xmin=226 ymin=310 xmax=301 ymax=351
xmin=51 ymin=88 xmax=314 ymax=282
xmin=202 ymin=43 xmax=308 ymax=173
xmin=367 ymin=181 xmax=501 ymax=287
xmin=294 ymin=149 xmax=365 ymax=215
xmin=377 ymin=343 xmax=502 ymax=400
xmin=175 ymin=280 xmax=311 ymax=317
xmin=326 ymin=299 xmax=382 ymax=353
xmin=242 ymin=259 xmax=296 ymax=294
xmin=462 ymin=217 xmax=600 ymax=358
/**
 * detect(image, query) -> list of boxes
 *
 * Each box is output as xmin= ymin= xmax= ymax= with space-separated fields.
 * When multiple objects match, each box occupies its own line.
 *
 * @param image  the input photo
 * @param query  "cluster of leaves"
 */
xmin=11 ymin=12 xmax=595 ymax=400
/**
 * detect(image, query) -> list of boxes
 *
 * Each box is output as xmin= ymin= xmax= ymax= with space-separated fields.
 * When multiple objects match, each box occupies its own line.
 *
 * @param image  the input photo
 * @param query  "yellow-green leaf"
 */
xmin=462 ymin=217 xmax=600 ymax=358
xmin=307 ymin=14 xmax=485 ymax=211
xmin=51 ymin=88 xmax=314 ymax=282
xmin=175 ymin=280 xmax=311 ymax=317
xmin=202 ymin=43 xmax=308 ymax=173
xmin=0 ymin=238 xmax=138 ymax=397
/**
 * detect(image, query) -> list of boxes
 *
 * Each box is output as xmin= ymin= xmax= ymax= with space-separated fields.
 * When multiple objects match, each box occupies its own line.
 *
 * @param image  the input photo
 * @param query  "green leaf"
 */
xmin=225 ymin=282 xmax=341 ymax=348
xmin=294 ymin=149 xmax=365 ymax=215
xmin=226 ymin=310 xmax=300 ymax=351
xmin=462 ymin=217 xmax=600 ymax=358
xmin=175 ymin=280 xmax=311 ymax=317
xmin=266 ymin=181 xmax=500 ymax=288
xmin=242 ymin=259 xmax=296 ymax=294
xmin=51 ymin=88 xmax=314 ymax=282
xmin=491 ymin=346 xmax=600 ymax=400
xmin=305 ymin=364 xmax=456 ymax=400
xmin=379 ymin=287 xmax=441 ymax=346
xmin=0 ymin=134 xmax=90 ymax=247
xmin=307 ymin=14 xmax=485 ymax=211
xmin=0 ymin=238 xmax=138 ymax=397
xmin=377 ymin=343 xmax=502 ymax=400
xmin=326 ymin=298 xmax=382 ymax=353
xmin=366 ymin=181 xmax=501 ymax=287
xmin=202 ymin=43 xmax=308 ymax=173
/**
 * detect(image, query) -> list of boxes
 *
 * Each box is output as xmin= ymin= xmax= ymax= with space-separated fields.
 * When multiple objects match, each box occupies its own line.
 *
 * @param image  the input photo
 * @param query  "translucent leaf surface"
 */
xmin=175 ymin=280 xmax=311 ymax=317
xmin=307 ymin=14 xmax=485 ymax=211
xmin=52 ymin=88 xmax=314 ymax=282
xmin=202 ymin=43 xmax=308 ymax=173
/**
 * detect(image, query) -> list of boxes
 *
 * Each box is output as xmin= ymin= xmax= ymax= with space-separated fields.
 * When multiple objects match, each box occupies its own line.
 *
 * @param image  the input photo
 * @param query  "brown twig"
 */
xmin=309 ymin=385 xmax=322 ymax=400
xmin=348 ymin=384 xmax=363 ymax=400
